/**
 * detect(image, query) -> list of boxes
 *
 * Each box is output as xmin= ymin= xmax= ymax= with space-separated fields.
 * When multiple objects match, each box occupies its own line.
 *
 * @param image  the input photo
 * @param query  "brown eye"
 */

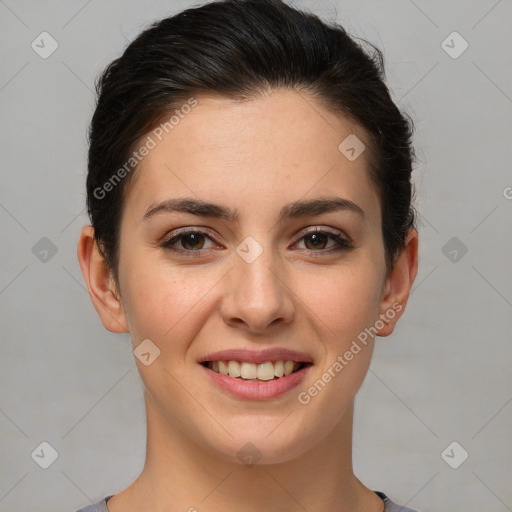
xmin=302 ymin=232 xmax=329 ymax=250
xmin=175 ymin=232 xmax=206 ymax=250
xmin=161 ymin=227 xmax=353 ymax=257
xmin=161 ymin=230 xmax=217 ymax=254
xmin=295 ymin=229 xmax=353 ymax=252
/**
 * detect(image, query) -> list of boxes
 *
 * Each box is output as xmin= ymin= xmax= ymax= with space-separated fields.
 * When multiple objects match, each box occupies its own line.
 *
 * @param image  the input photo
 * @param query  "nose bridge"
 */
xmin=236 ymin=233 xmax=281 ymax=301
xmin=222 ymin=233 xmax=294 ymax=330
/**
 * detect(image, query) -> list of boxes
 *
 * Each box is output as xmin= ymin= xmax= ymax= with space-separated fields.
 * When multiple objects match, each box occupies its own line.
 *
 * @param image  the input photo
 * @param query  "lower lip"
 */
xmin=200 ymin=363 xmax=312 ymax=400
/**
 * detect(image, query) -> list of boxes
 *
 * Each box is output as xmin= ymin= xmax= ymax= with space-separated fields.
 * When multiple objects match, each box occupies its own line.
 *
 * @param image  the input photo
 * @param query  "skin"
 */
xmin=78 ymin=89 xmax=418 ymax=512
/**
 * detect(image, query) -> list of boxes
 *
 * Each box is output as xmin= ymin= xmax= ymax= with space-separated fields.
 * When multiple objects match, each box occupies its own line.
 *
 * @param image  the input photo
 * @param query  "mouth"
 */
xmin=200 ymin=360 xmax=312 ymax=381
xmin=197 ymin=348 xmax=314 ymax=399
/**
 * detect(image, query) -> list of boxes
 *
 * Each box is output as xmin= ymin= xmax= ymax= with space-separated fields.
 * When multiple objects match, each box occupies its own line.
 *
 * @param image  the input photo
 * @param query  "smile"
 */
xmin=202 ymin=360 xmax=310 ymax=381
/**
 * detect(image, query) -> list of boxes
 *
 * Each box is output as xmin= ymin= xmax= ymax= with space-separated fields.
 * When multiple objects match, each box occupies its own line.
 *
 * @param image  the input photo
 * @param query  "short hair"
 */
xmin=86 ymin=0 xmax=416 ymax=287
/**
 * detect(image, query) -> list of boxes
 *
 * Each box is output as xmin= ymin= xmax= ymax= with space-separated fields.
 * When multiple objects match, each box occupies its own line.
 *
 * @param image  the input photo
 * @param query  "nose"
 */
xmin=219 ymin=242 xmax=295 ymax=334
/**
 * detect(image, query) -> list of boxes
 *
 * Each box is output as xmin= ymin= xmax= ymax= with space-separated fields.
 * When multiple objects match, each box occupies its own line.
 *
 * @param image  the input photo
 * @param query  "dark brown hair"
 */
xmin=86 ymin=0 xmax=416 ymax=288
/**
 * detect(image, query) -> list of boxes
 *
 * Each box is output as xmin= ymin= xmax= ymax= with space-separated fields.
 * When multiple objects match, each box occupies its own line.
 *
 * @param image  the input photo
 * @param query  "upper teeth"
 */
xmin=209 ymin=360 xmax=300 ymax=380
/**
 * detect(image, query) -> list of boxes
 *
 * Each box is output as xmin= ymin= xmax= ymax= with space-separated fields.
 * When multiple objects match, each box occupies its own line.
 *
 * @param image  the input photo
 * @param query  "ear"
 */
xmin=376 ymin=228 xmax=419 ymax=337
xmin=77 ymin=225 xmax=129 ymax=333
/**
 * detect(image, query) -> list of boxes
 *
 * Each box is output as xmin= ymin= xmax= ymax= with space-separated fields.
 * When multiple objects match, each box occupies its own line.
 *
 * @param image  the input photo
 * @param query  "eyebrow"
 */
xmin=143 ymin=196 xmax=367 ymax=224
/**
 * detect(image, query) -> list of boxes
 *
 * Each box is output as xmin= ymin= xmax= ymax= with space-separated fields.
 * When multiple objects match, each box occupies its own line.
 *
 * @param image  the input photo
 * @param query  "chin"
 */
xmin=200 ymin=418 xmax=316 ymax=467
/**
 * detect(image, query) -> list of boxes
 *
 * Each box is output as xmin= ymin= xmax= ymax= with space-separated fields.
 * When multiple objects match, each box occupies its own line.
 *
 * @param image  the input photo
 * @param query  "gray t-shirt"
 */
xmin=76 ymin=491 xmax=421 ymax=511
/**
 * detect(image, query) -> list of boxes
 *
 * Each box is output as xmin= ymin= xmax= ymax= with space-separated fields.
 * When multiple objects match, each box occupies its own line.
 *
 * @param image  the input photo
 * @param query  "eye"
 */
xmin=161 ymin=226 xmax=353 ymax=257
xmin=161 ymin=229 xmax=217 ymax=255
xmin=293 ymin=227 xmax=353 ymax=252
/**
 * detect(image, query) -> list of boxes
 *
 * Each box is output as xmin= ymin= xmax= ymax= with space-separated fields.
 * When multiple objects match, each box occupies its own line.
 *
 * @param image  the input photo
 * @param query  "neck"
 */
xmin=108 ymin=393 xmax=383 ymax=512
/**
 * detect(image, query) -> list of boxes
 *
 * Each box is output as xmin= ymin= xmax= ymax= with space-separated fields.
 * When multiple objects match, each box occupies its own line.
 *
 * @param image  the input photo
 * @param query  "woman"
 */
xmin=76 ymin=0 xmax=420 ymax=510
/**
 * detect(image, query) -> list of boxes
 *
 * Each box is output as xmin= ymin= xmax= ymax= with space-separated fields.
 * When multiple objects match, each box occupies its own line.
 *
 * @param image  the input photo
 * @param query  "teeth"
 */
xmin=207 ymin=360 xmax=304 ymax=380
xmin=228 ymin=360 xmax=241 ymax=378
xmin=284 ymin=360 xmax=294 ymax=376
xmin=257 ymin=362 xmax=275 ymax=381
xmin=240 ymin=362 xmax=257 ymax=379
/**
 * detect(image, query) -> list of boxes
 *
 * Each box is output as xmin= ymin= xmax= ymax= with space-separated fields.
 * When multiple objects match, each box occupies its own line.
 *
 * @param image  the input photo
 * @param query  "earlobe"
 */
xmin=77 ymin=225 xmax=129 ymax=333
xmin=376 ymin=229 xmax=419 ymax=337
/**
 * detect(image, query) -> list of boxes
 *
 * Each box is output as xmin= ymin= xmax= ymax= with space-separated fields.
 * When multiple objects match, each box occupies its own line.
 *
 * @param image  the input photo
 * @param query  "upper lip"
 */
xmin=198 ymin=348 xmax=314 ymax=365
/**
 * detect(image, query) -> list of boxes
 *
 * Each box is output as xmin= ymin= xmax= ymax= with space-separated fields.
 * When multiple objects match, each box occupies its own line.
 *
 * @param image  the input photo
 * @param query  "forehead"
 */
xmin=122 ymin=90 xmax=380 ymax=227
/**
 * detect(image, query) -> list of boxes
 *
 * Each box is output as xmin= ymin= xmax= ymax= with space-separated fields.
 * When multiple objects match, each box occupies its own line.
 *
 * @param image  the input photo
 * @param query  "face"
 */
xmin=112 ymin=90 xmax=399 ymax=464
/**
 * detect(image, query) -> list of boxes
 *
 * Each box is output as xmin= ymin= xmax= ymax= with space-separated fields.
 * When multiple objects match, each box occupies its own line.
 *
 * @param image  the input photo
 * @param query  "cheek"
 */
xmin=120 ymin=254 xmax=219 ymax=348
xmin=292 ymin=263 xmax=383 ymax=421
xmin=294 ymin=260 xmax=384 ymax=343
xmin=121 ymin=264 xmax=220 ymax=406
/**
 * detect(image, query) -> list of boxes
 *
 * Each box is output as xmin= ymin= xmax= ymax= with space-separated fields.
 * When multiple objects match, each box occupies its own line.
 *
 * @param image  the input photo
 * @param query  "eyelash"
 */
xmin=160 ymin=227 xmax=354 ymax=257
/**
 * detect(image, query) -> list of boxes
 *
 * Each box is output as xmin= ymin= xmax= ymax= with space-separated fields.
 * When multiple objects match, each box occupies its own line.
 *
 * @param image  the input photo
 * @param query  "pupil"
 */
xmin=306 ymin=233 xmax=326 ymax=250
xmin=183 ymin=233 xmax=203 ymax=249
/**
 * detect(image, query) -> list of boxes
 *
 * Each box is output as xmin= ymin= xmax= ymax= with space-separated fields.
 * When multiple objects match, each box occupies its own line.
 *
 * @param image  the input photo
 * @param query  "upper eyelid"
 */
xmin=294 ymin=225 xmax=348 ymax=240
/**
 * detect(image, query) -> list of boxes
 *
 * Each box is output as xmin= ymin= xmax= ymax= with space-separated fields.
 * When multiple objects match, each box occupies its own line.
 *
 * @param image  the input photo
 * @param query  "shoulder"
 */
xmin=75 ymin=495 xmax=113 ymax=512
xmin=374 ymin=490 xmax=423 ymax=512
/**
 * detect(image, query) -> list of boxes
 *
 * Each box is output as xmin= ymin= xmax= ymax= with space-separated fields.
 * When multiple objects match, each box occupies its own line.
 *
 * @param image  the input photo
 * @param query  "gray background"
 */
xmin=1 ymin=0 xmax=511 ymax=511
